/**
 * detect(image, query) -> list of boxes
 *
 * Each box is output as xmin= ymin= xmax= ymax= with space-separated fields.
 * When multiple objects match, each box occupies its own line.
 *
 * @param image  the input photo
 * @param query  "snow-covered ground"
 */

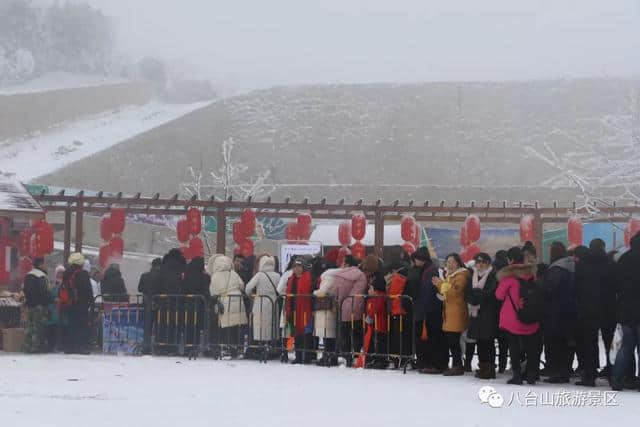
xmin=0 ymin=72 xmax=128 ymax=95
xmin=0 ymin=101 xmax=211 ymax=181
xmin=0 ymin=353 xmax=637 ymax=427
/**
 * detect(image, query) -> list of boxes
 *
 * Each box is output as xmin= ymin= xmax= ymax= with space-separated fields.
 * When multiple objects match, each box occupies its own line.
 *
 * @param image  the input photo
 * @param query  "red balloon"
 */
xmin=337 ymin=246 xmax=350 ymax=267
xmin=180 ymin=246 xmax=192 ymax=260
xmin=240 ymin=239 xmax=254 ymax=257
xmin=296 ymin=213 xmax=312 ymax=241
xmin=110 ymin=236 xmax=124 ymax=260
xmin=187 ymin=207 xmax=202 ymax=235
xmin=100 ymin=215 xmax=113 ymax=241
xmin=241 ymin=209 xmax=256 ymax=227
xmin=412 ymin=223 xmax=421 ymax=248
xmin=285 ymin=222 xmax=298 ymax=241
xmin=351 ymin=213 xmax=367 ymax=241
xmin=110 ymin=208 xmax=126 ymax=234
xmin=461 ymin=243 xmax=481 ymax=264
xmin=33 ymin=220 xmax=54 ymax=256
xmin=232 ymin=221 xmax=245 ymax=245
xmin=177 ymin=219 xmax=190 ymax=243
xmin=402 ymin=241 xmax=416 ymax=255
xmin=351 ymin=241 xmax=366 ymax=260
xmin=567 ymin=216 xmax=583 ymax=247
xmin=520 ymin=215 xmax=534 ymax=243
xmin=400 ymin=216 xmax=417 ymax=242
xmin=629 ymin=218 xmax=640 ymax=240
xmin=19 ymin=229 xmax=33 ymax=256
xmin=464 ymin=215 xmax=481 ymax=243
xmin=189 ymin=236 xmax=204 ymax=258
xmin=99 ymin=244 xmax=111 ymax=269
xmin=624 ymin=226 xmax=630 ymax=247
xmin=459 ymin=224 xmax=470 ymax=248
xmin=239 ymin=218 xmax=255 ymax=238
xmin=338 ymin=222 xmax=352 ymax=246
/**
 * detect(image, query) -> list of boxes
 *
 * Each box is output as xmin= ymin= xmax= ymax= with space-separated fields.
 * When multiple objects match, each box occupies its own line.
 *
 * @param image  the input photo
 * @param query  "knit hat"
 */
xmin=361 ymin=255 xmax=381 ymax=273
xmin=411 ymin=247 xmax=430 ymax=263
xmin=68 ymin=252 xmax=85 ymax=266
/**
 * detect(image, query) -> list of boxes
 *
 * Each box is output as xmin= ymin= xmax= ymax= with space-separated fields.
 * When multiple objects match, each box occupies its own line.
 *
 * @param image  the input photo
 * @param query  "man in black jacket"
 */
xmin=611 ymin=234 xmax=640 ymax=391
xmin=65 ymin=253 xmax=94 ymax=354
xmin=22 ymin=257 xmax=50 ymax=353
xmin=138 ymin=258 xmax=161 ymax=354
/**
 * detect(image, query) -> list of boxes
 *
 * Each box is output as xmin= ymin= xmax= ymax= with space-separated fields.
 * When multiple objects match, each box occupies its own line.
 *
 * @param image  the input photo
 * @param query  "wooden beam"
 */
xmin=74 ymin=194 xmax=83 ymax=253
xmin=64 ymin=209 xmax=72 ymax=265
xmin=374 ymin=208 xmax=384 ymax=258
xmin=216 ymin=207 xmax=226 ymax=255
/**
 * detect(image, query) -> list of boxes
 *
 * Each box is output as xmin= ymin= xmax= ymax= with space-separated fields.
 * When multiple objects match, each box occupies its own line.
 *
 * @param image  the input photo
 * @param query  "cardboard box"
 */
xmin=2 ymin=328 xmax=25 ymax=352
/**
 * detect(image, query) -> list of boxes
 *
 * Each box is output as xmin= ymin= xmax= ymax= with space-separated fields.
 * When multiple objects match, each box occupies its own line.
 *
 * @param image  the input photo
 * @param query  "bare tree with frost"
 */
xmin=526 ymin=85 xmax=640 ymax=216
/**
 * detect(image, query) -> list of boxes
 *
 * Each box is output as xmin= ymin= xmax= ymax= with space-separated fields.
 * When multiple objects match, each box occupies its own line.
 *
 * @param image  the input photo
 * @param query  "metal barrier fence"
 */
xmin=340 ymin=294 xmax=416 ymax=372
xmin=276 ymin=294 xmax=340 ymax=366
xmin=275 ymin=293 xmax=416 ymax=372
xmin=91 ymin=294 xmax=144 ymax=355
xmin=151 ymin=294 xmax=209 ymax=358
xmin=90 ymin=292 xmax=422 ymax=372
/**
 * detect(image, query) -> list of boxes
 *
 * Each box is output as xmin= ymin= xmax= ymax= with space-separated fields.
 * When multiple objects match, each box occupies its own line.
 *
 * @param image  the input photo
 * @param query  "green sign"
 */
xmin=204 ymin=216 xmax=217 ymax=232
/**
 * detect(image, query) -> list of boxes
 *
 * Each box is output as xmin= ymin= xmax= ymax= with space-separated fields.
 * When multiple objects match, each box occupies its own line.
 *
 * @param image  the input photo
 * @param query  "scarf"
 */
xmin=468 ymin=266 xmax=492 ymax=317
xmin=440 ymin=268 xmax=467 ymax=299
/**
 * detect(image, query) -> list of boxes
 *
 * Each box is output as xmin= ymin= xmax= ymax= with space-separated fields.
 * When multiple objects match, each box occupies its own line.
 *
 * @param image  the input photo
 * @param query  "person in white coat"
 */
xmin=245 ymin=255 xmax=280 ymax=346
xmin=208 ymin=255 xmax=247 ymax=357
xmin=314 ymin=268 xmax=340 ymax=366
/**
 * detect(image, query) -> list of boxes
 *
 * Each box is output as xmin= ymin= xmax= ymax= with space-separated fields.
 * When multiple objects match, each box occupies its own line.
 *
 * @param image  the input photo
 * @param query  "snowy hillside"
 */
xmin=0 ymin=72 xmax=128 ymax=95
xmin=39 ymin=78 xmax=637 ymax=203
xmin=0 ymin=101 xmax=211 ymax=181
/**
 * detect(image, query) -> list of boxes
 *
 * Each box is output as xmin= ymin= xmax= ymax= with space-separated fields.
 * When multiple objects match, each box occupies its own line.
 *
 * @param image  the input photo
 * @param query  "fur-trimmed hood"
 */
xmin=496 ymin=263 xmax=537 ymax=281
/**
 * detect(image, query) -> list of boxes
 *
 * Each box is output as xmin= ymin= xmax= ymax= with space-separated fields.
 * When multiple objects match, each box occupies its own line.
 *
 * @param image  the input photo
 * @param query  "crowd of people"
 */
xmin=18 ymin=235 xmax=640 ymax=392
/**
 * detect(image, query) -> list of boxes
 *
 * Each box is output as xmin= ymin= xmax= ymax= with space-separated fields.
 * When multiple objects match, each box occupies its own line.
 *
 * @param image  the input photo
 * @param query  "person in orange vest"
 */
xmin=385 ymin=258 xmax=411 ymax=369
xmin=284 ymin=257 xmax=315 ymax=364
xmin=364 ymin=272 xmax=389 ymax=369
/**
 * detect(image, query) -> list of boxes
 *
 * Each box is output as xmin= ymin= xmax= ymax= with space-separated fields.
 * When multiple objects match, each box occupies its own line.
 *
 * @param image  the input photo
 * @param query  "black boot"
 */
xmin=508 ymin=369 xmax=522 ymax=385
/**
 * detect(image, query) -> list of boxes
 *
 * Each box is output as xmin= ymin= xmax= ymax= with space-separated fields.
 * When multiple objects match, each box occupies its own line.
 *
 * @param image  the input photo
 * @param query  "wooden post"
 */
xmin=74 ymin=196 xmax=83 ymax=253
xmin=374 ymin=209 xmax=384 ymax=258
xmin=216 ymin=207 xmax=226 ymax=255
xmin=64 ymin=209 xmax=72 ymax=264
xmin=533 ymin=212 xmax=543 ymax=258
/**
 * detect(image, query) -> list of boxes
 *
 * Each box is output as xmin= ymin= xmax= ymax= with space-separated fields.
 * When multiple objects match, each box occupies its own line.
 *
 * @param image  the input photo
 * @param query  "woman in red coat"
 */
xmin=285 ymin=257 xmax=315 ymax=364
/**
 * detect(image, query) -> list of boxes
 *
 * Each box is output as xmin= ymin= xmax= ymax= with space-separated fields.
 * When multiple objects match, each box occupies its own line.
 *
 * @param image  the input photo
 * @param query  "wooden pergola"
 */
xmin=33 ymin=191 xmax=640 ymax=262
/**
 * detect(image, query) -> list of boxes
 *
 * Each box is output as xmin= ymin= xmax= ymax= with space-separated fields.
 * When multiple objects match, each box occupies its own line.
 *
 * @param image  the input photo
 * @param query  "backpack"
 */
xmin=508 ymin=277 xmax=544 ymax=324
xmin=58 ymin=271 xmax=79 ymax=310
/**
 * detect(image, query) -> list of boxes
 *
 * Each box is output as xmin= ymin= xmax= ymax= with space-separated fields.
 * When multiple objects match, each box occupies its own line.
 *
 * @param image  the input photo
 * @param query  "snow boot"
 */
xmin=507 ymin=370 xmax=523 ymax=385
xmin=476 ymin=363 xmax=496 ymax=380
xmin=443 ymin=366 xmax=465 ymax=376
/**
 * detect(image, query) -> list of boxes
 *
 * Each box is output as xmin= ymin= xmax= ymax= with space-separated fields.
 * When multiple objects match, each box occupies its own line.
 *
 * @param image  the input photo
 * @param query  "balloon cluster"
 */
xmin=99 ymin=208 xmax=126 ymax=268
xmin=460 ymin=215 xmax=481 ymax=263
xmin=176 ymin=207 xmax=204 ymax=260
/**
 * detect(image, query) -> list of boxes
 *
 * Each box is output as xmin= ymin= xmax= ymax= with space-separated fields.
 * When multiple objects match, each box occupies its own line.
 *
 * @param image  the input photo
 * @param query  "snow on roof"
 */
xmin=309 ymin=223 xmax=406 ymax=246
xmin=0 ymin=178 xmax=44 ymax=215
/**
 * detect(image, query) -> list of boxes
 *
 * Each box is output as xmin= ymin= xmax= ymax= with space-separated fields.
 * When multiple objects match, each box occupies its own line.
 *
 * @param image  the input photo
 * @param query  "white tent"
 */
xmin=309 ymin=223 xmax=407 ymax=246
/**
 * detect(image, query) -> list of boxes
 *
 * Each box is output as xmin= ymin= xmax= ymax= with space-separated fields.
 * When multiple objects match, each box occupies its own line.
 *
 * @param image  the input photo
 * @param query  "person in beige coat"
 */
xmin=245 ymin=255 xmax=280 ymax=343
xmin=209 ymin=255 xmax=247 ymax=356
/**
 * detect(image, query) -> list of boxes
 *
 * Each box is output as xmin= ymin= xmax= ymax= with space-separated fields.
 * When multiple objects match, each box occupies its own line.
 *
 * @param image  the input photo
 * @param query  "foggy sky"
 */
xmin=86 ymin=0 xmax=640 ymax=90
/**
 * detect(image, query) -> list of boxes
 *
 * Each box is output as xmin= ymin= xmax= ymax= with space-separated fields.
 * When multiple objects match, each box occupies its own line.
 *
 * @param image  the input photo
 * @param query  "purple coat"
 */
xmin=495 ymin=264 xmax=540 ymax=336
xmin=332 ymin=267 xmax=368 ymax=322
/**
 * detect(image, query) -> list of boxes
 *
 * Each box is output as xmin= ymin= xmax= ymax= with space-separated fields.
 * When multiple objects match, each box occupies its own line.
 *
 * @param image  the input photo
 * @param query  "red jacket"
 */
xmin=285 ymin=271 xmax=313 ymax=335
xmin=366 ymin=290 xmax=388 ymax=333
xmin=388 ymin=273 xmax=407 ymax=316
